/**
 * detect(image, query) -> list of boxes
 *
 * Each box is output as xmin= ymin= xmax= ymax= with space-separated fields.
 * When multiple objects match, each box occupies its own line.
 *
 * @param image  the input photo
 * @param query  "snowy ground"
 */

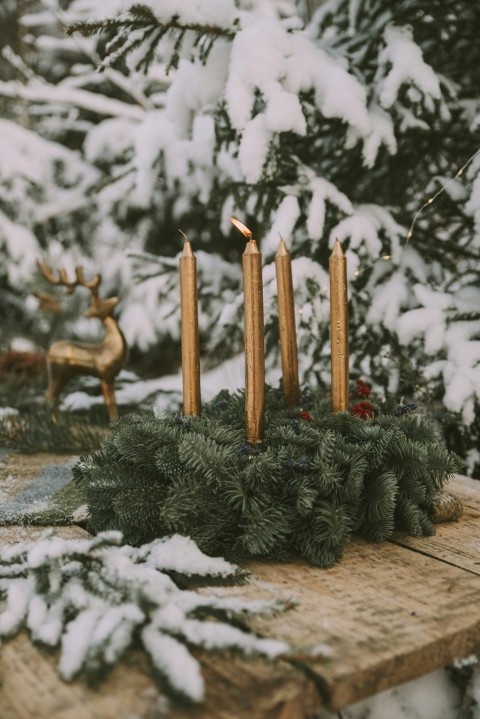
xmin=320 ymin=665 xmax=475 ymax=719
xmin=61 ymin=354 xmax=282 ymax=415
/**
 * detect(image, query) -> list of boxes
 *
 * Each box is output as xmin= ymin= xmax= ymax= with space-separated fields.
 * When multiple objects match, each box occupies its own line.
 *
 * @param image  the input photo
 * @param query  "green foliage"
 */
xmin=74 ymin=387 xmax=461 ymax=567
xmin=67 ymin=4 xmax=236 ymax=73
xmin=0 ymin=406 xmax=108 ymax=454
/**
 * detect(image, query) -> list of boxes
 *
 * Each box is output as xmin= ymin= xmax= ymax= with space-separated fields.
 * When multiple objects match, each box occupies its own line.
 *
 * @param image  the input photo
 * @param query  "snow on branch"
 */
xmin=378 ymin=25 xmax=442 ymax=110
xmin=0 ymin=530 xmax=291 ymax=703
xmin=0 ymin=81 xmax=144 ymax=120
xmin=68 ymin=3 xmax=236 ymax=73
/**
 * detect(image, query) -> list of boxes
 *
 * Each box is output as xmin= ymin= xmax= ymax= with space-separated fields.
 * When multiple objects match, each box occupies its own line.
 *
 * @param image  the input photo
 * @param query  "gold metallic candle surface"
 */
xmin=329 ymin=239 xmax=349 ymax=412
xmin=242 ymin=238 xmax=265 ymax=444
xmin=179 ymin=238 xmax=201 ymax=416
xmin=275 ymin=238 xmax=300 ymax=407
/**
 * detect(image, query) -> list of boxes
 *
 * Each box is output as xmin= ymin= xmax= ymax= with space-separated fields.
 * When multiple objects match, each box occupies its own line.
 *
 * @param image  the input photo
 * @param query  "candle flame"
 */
xmin=230 ymin=217 xmax=252 ymax=239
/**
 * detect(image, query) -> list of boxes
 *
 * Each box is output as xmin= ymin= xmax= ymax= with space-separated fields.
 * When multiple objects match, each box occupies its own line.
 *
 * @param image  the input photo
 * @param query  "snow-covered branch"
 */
xmin=0 ymin=531 xmax=291 ymax=703
xmin=0 ymin=80 xmax=144 ymax=120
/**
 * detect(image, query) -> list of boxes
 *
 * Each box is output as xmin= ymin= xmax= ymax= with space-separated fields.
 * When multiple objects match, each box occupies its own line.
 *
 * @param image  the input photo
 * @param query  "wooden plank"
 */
xmin=242 ymin=534 xmax=480 ymax=709
xmin=0 ymin=635 xmax=318 ymax=719
xmin=391 ymin=474 xmax=480 ymax=575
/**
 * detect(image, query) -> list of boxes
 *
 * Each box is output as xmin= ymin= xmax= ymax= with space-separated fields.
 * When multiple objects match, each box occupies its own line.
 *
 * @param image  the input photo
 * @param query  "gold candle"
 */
xmin=230 ymin=217 xmax=265 ymax=444
xmin=275 ymin=237 xmax=300 ymax=407
xmin=329 ymin=239 xmax=349 ymax=412
xmin=179 ymin=235 xmax=201 ymax=416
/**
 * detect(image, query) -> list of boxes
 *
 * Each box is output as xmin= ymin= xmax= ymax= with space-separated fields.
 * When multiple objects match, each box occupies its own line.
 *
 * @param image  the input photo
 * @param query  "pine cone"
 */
xmin=429 ymin=492 xmax=463 ymax=524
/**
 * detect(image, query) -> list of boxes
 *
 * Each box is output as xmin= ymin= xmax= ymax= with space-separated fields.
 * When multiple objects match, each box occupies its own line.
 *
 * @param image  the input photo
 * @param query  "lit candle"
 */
xmin=329 ymin=239 xmax=349 ymax=412
xmin=230 ymin=217 xmax=265 ymax=444
xmin=179 ymin=233 xmax=201 ymax=416
xmin=275 ymin=237 xmax=300 ymax=407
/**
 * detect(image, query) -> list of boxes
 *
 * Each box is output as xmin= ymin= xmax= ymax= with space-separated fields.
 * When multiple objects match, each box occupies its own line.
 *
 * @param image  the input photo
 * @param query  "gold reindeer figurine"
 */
xmin=37 ymin=261 xmax=128 ymax=422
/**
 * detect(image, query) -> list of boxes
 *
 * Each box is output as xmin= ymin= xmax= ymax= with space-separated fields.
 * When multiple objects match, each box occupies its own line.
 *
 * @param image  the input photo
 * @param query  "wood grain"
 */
xmin=245 ymin=538 xmax=480 ymax=709
xmin=0 ymin=470 xmax=479 ymax=717
xmin=391 ymin=474 xmax=480 ymax=575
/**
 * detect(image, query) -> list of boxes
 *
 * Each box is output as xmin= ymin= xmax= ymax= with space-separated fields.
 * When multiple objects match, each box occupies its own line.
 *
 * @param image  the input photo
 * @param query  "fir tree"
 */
xmin=66 ymin=0 xmax=480 ymax=471
xmin=0 ymin=0 xmax=479 ymax=472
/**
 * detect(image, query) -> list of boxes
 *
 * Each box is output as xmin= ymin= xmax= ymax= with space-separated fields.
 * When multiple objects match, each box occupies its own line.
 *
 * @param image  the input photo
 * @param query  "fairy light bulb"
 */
xmin=406 ymin=146 xmax=480 ymax=243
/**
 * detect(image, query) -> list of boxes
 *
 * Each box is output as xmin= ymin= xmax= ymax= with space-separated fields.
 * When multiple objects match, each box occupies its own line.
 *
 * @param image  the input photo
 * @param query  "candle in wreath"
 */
xmin=179 ymin=232 xmax=201 ymax=416
xmin=230 ymin=217 xmax=265 ymax=445
xmin=329 ymin=239 xmax=349 ymax=412
xmin=275 ymin=237 xmax=300 ymax=407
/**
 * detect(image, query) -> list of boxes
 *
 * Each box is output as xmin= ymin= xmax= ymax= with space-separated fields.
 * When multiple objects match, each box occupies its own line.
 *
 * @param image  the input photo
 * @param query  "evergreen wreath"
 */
xmin=74 ymin=385 xmax=462 ymax=568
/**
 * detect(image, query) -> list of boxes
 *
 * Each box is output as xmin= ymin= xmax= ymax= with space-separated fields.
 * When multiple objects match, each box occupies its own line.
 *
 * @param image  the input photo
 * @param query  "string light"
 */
xmin=351 ymin=255 xmax=393 ymax=280
xmin=349 ymin=145 xmax=480 ymax=281
xmin=406 ymin=146 xmax=480 ymax=243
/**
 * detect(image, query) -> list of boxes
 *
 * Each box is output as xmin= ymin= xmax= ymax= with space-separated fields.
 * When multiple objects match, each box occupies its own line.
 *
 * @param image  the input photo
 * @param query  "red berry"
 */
xmin=351 ymin=401 xmax=374 ymax=419
xmin=300 ymin=410 xmax=313 ymax=422
xmin=355 ymin=379 xmax=371 ymax=397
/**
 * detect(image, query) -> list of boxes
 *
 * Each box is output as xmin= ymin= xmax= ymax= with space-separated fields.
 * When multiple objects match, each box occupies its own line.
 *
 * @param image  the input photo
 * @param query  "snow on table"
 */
xmin=0 ymin=470 xmax=478 ymax=719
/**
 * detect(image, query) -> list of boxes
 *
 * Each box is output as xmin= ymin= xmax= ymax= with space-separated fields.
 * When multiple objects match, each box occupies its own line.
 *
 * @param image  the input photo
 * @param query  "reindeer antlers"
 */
xmin=75 ymin=266 xmax=101 ymax=300
xmin=37 ymin=260 xmax=102 ymax=298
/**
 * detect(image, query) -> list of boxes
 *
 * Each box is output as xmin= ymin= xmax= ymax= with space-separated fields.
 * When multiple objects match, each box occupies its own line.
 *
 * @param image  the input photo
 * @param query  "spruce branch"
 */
xmin=67 ymin=4 xmax=236 ymax=73
xmin=0 ymin=531 xmax=291 ymax=703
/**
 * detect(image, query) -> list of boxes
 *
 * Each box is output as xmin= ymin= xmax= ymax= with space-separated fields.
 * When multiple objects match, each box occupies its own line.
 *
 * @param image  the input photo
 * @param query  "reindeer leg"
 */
xmin=45 ymin=362 xmax=65 ymax=423
xmin=101 ymin=379 xmax=118 ymax=422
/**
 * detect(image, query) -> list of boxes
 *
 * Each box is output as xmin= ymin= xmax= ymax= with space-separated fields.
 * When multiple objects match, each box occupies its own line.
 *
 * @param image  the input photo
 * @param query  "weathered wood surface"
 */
xmin=391 ymin=475 xmax=480 ymax=575
xmin=0 ymin=461 xmax=479 ymax=719
xmin=0 ymin=627 xmax=317 ymax=719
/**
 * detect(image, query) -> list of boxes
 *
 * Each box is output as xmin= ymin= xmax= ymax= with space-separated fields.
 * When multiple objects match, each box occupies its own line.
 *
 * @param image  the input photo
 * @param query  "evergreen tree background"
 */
xmin=0 ymin=0 xmax=479 ymax=472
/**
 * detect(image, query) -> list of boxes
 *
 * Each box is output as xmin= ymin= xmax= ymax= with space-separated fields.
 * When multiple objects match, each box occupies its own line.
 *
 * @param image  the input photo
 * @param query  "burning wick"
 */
xmin=230 ymin=217 xmax=253 ymax=239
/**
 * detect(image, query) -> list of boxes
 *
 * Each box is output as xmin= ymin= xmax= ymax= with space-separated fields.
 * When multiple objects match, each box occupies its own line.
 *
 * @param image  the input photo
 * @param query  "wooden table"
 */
xmin=0 ymin=471 xmax=479 ymax=719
